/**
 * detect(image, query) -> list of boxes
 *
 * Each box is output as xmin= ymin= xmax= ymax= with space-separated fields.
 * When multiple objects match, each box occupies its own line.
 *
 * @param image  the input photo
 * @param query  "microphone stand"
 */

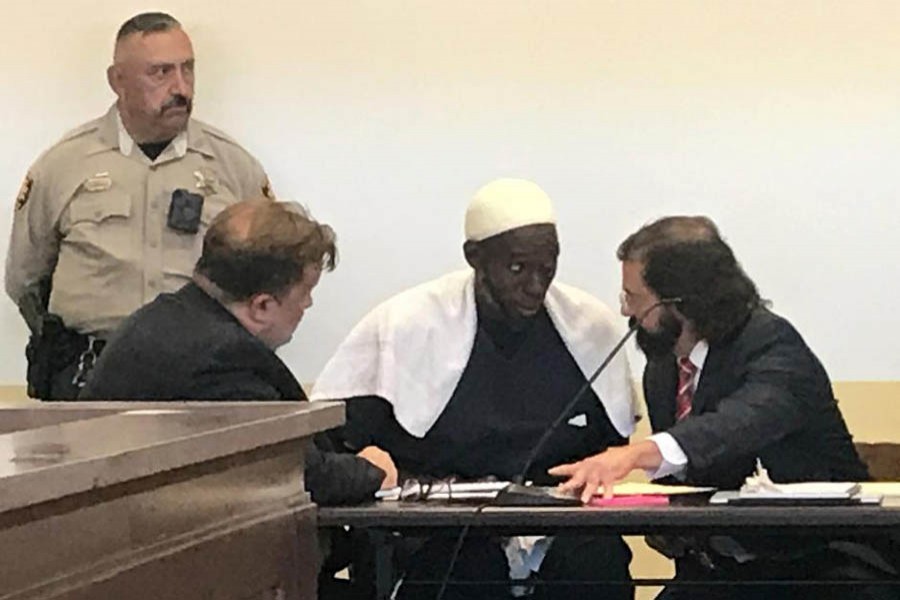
xmin=511 ymin=297 xmax=680 ymax=486
xmin=434 ymin=297 xmax=680 ymax=599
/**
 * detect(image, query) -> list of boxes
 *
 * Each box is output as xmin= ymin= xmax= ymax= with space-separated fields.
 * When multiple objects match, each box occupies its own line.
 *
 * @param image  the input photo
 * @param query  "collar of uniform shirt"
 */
xmin=115 ymin=109 xmax=188 ymax=159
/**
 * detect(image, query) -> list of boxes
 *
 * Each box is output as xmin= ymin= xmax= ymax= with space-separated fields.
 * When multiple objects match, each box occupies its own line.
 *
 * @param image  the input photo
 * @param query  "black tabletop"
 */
xmin=319 ymin=497 xmax=900 ymax=536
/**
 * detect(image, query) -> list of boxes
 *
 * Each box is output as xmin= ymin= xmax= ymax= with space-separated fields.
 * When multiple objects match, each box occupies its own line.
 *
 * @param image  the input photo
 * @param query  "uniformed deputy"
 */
xmin=5 ymin=12 xmax=274 ymax=399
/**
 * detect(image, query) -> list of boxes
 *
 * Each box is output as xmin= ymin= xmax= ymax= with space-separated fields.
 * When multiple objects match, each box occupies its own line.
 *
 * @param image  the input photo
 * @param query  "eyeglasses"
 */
xmin=620 ymin=290 xmax=661 ymax=315
xmin=621 ymin=290 xmax=683 ymax=324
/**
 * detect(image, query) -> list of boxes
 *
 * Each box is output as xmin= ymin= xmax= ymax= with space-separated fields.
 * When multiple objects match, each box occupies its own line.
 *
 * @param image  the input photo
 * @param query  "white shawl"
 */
xmin=311 ymin=270 xmax=638 ymax=438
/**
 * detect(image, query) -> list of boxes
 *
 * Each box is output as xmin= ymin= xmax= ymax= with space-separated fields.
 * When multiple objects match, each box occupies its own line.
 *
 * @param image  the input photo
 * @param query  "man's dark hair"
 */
xmin=195 ymin=199 xmax=337 ymax=303
xmin=116 ymin=12 xmax=181 ymax=41
xmin=619 ymin=216 xmax=763 ymax=343
xmin=617 ymin=215 xmax=719 ymax=262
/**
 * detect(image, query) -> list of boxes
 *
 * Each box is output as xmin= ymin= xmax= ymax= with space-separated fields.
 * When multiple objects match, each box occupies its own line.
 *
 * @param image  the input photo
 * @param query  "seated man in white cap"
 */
xmin=312 ymin=178 xmax=636 ymax=600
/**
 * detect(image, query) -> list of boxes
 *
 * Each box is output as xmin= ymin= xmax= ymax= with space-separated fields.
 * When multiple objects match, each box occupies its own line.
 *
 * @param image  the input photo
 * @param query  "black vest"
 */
xmin=376 ymin=308 xmax=626 ymax=484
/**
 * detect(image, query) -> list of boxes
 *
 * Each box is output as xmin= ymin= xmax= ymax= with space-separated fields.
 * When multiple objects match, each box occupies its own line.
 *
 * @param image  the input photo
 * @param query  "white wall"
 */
xmin=1 ymin=0 xmax=898 ymax=385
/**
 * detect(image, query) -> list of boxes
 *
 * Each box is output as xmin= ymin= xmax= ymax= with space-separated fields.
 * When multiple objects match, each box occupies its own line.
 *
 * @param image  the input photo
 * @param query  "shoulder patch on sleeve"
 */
xmin=15 ymin=174 xmax=33 ymax=211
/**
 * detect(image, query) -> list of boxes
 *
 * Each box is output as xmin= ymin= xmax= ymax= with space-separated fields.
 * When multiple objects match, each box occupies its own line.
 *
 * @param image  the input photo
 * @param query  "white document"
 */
xmin=738 ymin=481 xmax=860 ymax=499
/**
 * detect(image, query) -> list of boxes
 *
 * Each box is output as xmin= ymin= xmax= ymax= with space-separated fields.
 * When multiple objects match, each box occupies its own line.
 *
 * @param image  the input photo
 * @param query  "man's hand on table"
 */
xmin=357 ymin=445 xmax=399 ymax=489
xmin=549 ymin=440 xmax=663 ymax=503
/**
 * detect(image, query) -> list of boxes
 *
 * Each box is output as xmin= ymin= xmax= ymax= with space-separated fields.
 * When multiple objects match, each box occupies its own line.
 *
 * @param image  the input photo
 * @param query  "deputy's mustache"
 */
xmin=160 ymin=95 xmax=192 ymax=114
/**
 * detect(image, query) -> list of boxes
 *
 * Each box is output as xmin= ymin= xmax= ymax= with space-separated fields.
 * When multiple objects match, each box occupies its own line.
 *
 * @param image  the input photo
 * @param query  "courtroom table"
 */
xmin=320 ymin=496 xmax=900 ymax=598
xmin=0 ymin=401 xmax=344 ymax=600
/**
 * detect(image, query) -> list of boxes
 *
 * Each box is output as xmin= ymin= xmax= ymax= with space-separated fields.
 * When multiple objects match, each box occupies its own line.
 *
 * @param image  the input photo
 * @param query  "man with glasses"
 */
xmin=551 ymin=216 xmax=894 ymax=600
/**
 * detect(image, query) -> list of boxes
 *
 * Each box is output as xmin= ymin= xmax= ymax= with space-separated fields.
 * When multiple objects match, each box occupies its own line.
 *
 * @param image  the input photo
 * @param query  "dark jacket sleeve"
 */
xmin=200 ymin=376 xmax=387 ymax=505
xmin=305 ymin=434 xmax=386 ymax=506
xmin=211 ymin=381 xmax=387 ymax=506
xmin=331 ymin=395 xmax=394 ymax=451
xmin=666 ymin=318 xmax=816 ymax=473
xmin=647 ymin=311 xmax=867 ymax=486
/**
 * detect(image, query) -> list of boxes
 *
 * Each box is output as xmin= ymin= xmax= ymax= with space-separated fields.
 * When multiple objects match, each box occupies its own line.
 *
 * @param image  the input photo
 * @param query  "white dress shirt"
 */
xmin=646 ymin=341 xmax=709 ymax=479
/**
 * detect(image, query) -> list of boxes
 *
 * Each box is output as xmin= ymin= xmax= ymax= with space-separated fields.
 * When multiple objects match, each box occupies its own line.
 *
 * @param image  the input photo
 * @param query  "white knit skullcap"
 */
xmin=464 ymin=178 xmax=557 ymax=242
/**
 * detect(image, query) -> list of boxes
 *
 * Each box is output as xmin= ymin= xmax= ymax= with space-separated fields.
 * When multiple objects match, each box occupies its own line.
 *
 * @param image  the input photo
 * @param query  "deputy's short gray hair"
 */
xmin=116 ymin=12 xmax=181 ymax=42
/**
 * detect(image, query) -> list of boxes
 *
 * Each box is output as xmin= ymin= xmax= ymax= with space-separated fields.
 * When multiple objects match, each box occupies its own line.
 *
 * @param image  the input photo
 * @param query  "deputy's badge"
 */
xmin=193 ymin=169 xmax=218 ymax=194
xmin=82 ymin=172 xmax=112 ymax=192
xmin=261 ymin=176 xmax=275 ymax=200
xmin=15 ymin=174 xmax=33 ymax=210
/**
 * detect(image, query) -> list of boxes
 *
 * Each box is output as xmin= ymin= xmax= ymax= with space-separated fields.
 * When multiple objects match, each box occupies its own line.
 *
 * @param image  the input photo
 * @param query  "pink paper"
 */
xmin=588 ymin=495 xmax=670 ymax=507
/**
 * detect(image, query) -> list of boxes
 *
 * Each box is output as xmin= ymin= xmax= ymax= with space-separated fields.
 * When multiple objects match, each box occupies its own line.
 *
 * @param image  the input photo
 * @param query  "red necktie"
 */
xmin=675 ymin=356 xmax=696 ymax=421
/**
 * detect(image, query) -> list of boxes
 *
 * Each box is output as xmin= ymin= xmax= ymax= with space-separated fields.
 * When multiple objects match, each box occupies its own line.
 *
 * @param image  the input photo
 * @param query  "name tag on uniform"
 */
xmin=83 ymin=172 xmax=112 ymax=192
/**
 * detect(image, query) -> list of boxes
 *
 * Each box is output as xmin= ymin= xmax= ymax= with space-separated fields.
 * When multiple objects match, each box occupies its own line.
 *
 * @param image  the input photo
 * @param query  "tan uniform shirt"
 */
xmin=6 ymin=105 xmax=272 ymax=336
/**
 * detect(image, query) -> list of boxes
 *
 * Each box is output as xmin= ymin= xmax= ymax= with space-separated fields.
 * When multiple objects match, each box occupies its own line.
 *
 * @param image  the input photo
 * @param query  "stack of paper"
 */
xmin=708 ymin=459 xmax=876 ymax=505
xmin=737 ymin=481 xmax=860 ymax=500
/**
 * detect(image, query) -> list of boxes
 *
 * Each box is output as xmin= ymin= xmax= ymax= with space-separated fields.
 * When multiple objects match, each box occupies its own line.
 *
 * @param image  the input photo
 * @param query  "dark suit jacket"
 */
xmin=645 ymin=307 xmax=868 ymax=489
xmin=80 ymin=282 xmax=385 ymax=506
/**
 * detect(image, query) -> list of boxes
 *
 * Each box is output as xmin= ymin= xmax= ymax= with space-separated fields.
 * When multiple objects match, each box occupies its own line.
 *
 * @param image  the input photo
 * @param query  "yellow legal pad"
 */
xmin=602 ymin=482 xmax=715 ymax=496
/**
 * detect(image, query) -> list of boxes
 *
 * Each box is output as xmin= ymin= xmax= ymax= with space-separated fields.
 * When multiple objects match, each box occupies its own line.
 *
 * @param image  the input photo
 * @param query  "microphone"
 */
xmin=511 ymin=297 xmax=682 ymax=486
